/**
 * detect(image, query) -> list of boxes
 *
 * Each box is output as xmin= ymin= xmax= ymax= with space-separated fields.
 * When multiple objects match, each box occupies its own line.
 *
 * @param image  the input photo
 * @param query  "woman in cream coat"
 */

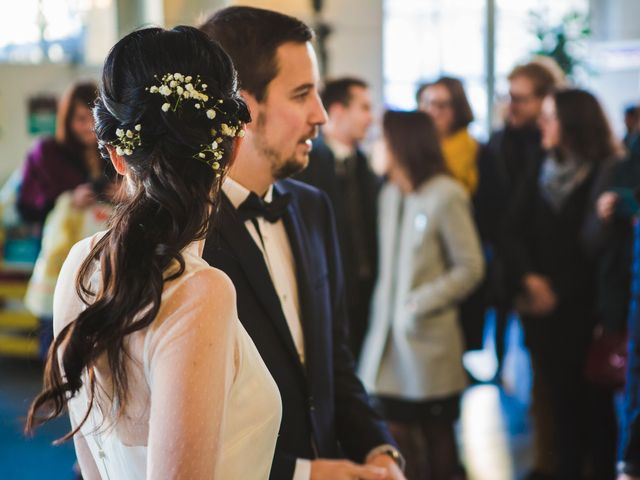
xmin=359 ymin=110 xmax=484 ymax=479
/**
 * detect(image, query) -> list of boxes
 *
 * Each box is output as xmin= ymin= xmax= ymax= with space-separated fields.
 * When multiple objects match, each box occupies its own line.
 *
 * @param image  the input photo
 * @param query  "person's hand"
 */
xmin=367 ymin=454 xmax=406 ymax=480
xmin=517 ymin=274 xmax=557 ymax=317
xmin=597 ymin=191 xmax=619 ymax=221
xmin=310 ymin=459 xmax=387 ymax=480
xmin=72 ymin=183 xmax=96 ymax=208
xmin=618 ymin=474 xmax=640 ymax=480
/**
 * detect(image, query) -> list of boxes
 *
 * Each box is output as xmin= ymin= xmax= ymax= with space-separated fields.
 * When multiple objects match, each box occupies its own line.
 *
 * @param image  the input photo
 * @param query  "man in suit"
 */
xmin=487 ymin=62 xmax=560 ymax=480
xmin=296 ymin=78 xmax=380 ymax=359
xmin=199 ymin=7 xmax=404 ymax=480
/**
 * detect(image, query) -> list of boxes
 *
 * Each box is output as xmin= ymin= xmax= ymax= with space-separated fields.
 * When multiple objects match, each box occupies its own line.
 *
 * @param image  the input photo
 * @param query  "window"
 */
xmin=0 ymin=0 xmax=113 ymax=64
xmin=383 ymin=0 xmax=589 ymax=138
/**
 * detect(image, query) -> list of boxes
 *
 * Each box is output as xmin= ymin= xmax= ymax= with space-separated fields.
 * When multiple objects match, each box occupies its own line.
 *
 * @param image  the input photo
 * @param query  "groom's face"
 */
xmin=249 ymin=41 xmax=327 ymax=179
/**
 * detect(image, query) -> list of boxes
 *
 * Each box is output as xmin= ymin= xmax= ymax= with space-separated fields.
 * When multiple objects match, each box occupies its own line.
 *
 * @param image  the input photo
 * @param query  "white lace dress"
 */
xmin=53 ymin=234 xmax=282 ymax=479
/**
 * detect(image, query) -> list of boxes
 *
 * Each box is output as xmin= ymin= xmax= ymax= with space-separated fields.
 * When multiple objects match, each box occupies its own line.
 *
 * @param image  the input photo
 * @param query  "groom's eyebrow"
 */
xmin=290 ymin=83 xmax=314 ymax=96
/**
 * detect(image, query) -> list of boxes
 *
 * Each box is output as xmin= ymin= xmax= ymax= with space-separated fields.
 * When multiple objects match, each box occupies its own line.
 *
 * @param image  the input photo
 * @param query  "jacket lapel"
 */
xmin=276 ymin=181 xmax=316 ymax=376
xmin=215 ymin=194 xmax=305 ymax=373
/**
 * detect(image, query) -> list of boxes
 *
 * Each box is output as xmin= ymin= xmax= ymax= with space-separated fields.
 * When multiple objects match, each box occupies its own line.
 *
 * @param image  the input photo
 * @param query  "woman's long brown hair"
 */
xmin=25 ymin=26 xmax=249 ymax=442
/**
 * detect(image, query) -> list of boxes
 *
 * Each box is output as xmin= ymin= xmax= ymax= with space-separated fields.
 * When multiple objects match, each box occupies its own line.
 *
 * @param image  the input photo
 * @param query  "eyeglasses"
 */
xmin=509 ymin=92 xmax=538 ymax=104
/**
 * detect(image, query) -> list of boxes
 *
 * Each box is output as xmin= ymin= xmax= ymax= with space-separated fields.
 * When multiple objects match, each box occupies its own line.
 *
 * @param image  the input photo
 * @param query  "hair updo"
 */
xmin=26 ymin=26 xmax=249 ymax=441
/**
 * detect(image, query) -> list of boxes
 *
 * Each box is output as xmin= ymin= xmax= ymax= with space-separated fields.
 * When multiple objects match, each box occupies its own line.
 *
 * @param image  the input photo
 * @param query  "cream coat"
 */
xmin=358 ymin=175 xmax=484 ymax=400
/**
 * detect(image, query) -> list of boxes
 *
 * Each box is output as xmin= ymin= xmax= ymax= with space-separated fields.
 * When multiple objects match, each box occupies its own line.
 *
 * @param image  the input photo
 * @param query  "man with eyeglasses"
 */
xmin=485 ymin=60 xmax=561 ymax=480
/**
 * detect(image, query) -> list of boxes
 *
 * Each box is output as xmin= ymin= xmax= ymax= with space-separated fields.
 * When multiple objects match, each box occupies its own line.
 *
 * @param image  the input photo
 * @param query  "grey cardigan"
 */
xmin=358 ymin=175 xmax=485 ymax=400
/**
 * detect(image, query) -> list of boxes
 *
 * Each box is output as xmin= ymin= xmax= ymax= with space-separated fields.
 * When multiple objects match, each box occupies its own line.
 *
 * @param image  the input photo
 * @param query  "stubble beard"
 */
xmin=255 ymin=112 xmax=309 ymax=180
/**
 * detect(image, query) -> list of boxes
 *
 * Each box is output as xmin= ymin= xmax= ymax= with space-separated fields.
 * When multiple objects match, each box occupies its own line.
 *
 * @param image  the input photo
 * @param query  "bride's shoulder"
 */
xmin=165 ymin=266 xmax=238 ymax=324
xmin=183 ymin=267 xmax=236 ymax=304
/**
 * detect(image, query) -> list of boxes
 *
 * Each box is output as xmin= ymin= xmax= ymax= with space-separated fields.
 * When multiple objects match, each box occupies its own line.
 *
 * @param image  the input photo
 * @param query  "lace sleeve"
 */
xmin=144 ymin=267 xmax=238 ymax=479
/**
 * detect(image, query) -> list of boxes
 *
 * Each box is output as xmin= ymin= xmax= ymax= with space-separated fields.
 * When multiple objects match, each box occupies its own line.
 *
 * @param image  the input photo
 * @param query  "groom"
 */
xmin=200 ymin=6 xmax=405 ymax=480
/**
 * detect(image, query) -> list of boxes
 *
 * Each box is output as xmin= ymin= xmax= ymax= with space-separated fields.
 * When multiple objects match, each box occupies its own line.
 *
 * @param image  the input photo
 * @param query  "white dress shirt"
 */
xmin=222 ymin=178 xmax=311 ymax=480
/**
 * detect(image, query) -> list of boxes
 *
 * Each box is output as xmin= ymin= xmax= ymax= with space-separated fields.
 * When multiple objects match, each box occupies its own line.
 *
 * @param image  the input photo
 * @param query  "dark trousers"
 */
xmin=532 ymin=338 xmax=617 ymax=479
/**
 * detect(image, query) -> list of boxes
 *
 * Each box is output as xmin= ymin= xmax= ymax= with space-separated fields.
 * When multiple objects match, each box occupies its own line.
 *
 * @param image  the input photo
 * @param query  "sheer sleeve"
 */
xmin=144 ymin=268 xmax=238 ymax=479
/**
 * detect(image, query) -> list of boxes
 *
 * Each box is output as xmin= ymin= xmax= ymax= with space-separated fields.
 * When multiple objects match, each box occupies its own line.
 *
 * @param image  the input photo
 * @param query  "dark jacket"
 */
xmin=295 ymin=137 xmax=381 ymax=356
xmin=504 ymin=156 xmax=615 ymax=351
xmin=202 ymin=179 xmax=394 ymax=479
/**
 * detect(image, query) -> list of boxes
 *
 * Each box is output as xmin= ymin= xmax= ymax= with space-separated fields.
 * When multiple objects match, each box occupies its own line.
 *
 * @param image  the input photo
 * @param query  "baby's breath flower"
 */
xmin=198 ymin=152 xmax=206 ymax=158
xmin=238 ymin=129 xmax=245 ymax=138
xmin=116 ymin=128 xmax=124 ymax=138
xmin=162 ymin=103 xmax=171 ymax=112
xmin=159 ymin=85 xmax=172 ymax=96
xmin=185 ymin=76 xmax=192 ymax=82
xmin=195 ymin=103 xmax=201 ymax=109
xmin=116 ymin=146 xmax=124 ymax=156
xmin=211 ymin=140 xmax=218 ymax=149
xmin=169 ymin=80 xmax=177 ymax=88
xmin=135 ymin=124 xmax=141 ymax=131
xmin=206 ymin=109 xmax=216 ymax=119
xmin=185 ymin=83 xmax=194 ymax=91
xmin=126 ymin=130 xmax=133 ymax=138
xmin=124 ymin=148 xmax=132 ymax=155
xmin=149 ymin=86 xmax=159 ymax=93
xmin=202 ymin=84 xmax=207 ymax=90
xmin=212 ymin=162 xmax=220 ymax=170
xmin=176 ymin=86 xmax=184 ymax=95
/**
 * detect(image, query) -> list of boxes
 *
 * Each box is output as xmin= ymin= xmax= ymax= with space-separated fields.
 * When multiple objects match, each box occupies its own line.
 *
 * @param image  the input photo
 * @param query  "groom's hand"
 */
xmin=367 ymin=454 xmax=406 ymax=480
xmin=310 ymin=459 xmax=387 ymax=480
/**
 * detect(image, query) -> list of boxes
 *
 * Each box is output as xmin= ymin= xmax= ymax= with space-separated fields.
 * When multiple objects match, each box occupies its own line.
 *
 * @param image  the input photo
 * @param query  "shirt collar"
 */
xmin=222 ymin=176 xmax=274 ymax=209
xmin=325 ymin=137 xmax=355 ymax=162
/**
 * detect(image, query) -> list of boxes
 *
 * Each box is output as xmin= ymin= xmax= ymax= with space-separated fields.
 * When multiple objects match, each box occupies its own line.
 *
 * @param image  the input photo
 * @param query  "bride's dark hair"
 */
xmin=26 ymin=25 xmax=249 ymax=441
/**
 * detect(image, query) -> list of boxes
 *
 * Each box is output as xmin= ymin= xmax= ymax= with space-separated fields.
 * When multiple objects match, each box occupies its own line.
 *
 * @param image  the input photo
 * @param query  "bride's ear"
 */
xmin=106 ymin=145 xmax=127 ymax=175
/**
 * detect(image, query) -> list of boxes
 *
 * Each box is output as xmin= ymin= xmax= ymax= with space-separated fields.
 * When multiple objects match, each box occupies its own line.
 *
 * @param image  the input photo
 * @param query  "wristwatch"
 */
xmin=366 ymin=445 xmax=406 ymax=472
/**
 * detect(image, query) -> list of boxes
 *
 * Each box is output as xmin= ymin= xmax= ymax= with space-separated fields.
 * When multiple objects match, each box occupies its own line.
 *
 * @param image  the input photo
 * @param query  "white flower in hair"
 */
xmin=162 ymin=103 xmax=171 ymax=112
xmin=159 ymin=85 xmax=172 ymax=96
xmin=206 ymin=109 xmax=216 ymax=119
xmin=116 ymin=128 xmax=124 ymax=138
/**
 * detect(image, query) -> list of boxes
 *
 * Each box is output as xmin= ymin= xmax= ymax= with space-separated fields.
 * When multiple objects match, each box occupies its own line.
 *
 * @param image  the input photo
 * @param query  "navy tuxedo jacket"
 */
xmin=202 ymin=178 xmax=393 ymax=479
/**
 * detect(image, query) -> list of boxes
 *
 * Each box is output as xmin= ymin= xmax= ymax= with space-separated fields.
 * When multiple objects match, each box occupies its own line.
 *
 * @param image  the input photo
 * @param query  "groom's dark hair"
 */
xmin=199 ymin=6 xmax=314 ymax=103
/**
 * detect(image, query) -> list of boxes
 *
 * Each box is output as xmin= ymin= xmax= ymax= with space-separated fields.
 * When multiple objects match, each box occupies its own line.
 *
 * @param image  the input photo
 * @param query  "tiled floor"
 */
xmin=0 ymin=314 xmax=534 ymax=480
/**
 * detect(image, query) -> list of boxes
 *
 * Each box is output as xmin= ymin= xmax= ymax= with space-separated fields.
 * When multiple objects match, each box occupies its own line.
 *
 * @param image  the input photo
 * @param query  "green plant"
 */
xmin=529 ymin=9 xmax=591 ymax=79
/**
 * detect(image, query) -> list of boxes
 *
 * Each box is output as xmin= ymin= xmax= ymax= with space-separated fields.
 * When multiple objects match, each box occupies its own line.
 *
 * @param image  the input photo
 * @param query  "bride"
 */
xmin=26 ymin=26 xmax=281 ymax=479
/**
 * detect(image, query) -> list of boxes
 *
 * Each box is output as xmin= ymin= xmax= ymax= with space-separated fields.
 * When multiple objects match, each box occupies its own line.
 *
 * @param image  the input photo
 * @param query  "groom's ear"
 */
xmin=240 ymin=89 xmax=259 ymax=133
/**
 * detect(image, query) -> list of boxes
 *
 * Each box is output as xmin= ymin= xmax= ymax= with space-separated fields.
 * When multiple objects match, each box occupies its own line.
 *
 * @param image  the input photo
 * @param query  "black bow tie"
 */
xmin=237 ymin=191 xmax=291 ymax=223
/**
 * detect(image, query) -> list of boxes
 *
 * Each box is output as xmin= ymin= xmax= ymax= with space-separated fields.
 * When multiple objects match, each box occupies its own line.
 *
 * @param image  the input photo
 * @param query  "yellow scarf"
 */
xmin=440 ymin=129 xmax=479 ymax=194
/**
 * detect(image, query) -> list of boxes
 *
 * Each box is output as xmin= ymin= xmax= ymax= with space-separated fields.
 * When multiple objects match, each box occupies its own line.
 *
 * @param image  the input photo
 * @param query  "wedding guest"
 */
xmin=18 ymin=81 xmax=106 ymax=227
xmin=200 ymin=7 xmax=405 ymax=480
xmin=485 ymin=62 xmax=561 ymax=480
xmin=17 ymin=81 xmax=114 ymax=359
xmin=417 ymin=76 xmax=478 ymax=194
xmin=296 ymin=77 xmax=380 ymax=359
xmin=505 ymin=88 xmax=620 ymax=479
xmin=26 ymin=26 xmax=282 ymax=479
xmin=359 ymin=110 xmax=484 ymax=480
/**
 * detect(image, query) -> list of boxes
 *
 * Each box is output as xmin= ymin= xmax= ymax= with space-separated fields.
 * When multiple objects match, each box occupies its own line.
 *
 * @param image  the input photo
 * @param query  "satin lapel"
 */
xmin=217 ymin=194 xmax=304 ymax=372
xmin=276 ymin=181 xmax=316 ymax=376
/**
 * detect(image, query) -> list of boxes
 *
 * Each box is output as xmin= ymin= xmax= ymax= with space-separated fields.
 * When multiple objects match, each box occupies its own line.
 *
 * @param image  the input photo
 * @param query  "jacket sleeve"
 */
xmin=408 ymin=187 xmax=485 ymax=316
xmin=319 ymin=191 xmax=397 ymax=461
